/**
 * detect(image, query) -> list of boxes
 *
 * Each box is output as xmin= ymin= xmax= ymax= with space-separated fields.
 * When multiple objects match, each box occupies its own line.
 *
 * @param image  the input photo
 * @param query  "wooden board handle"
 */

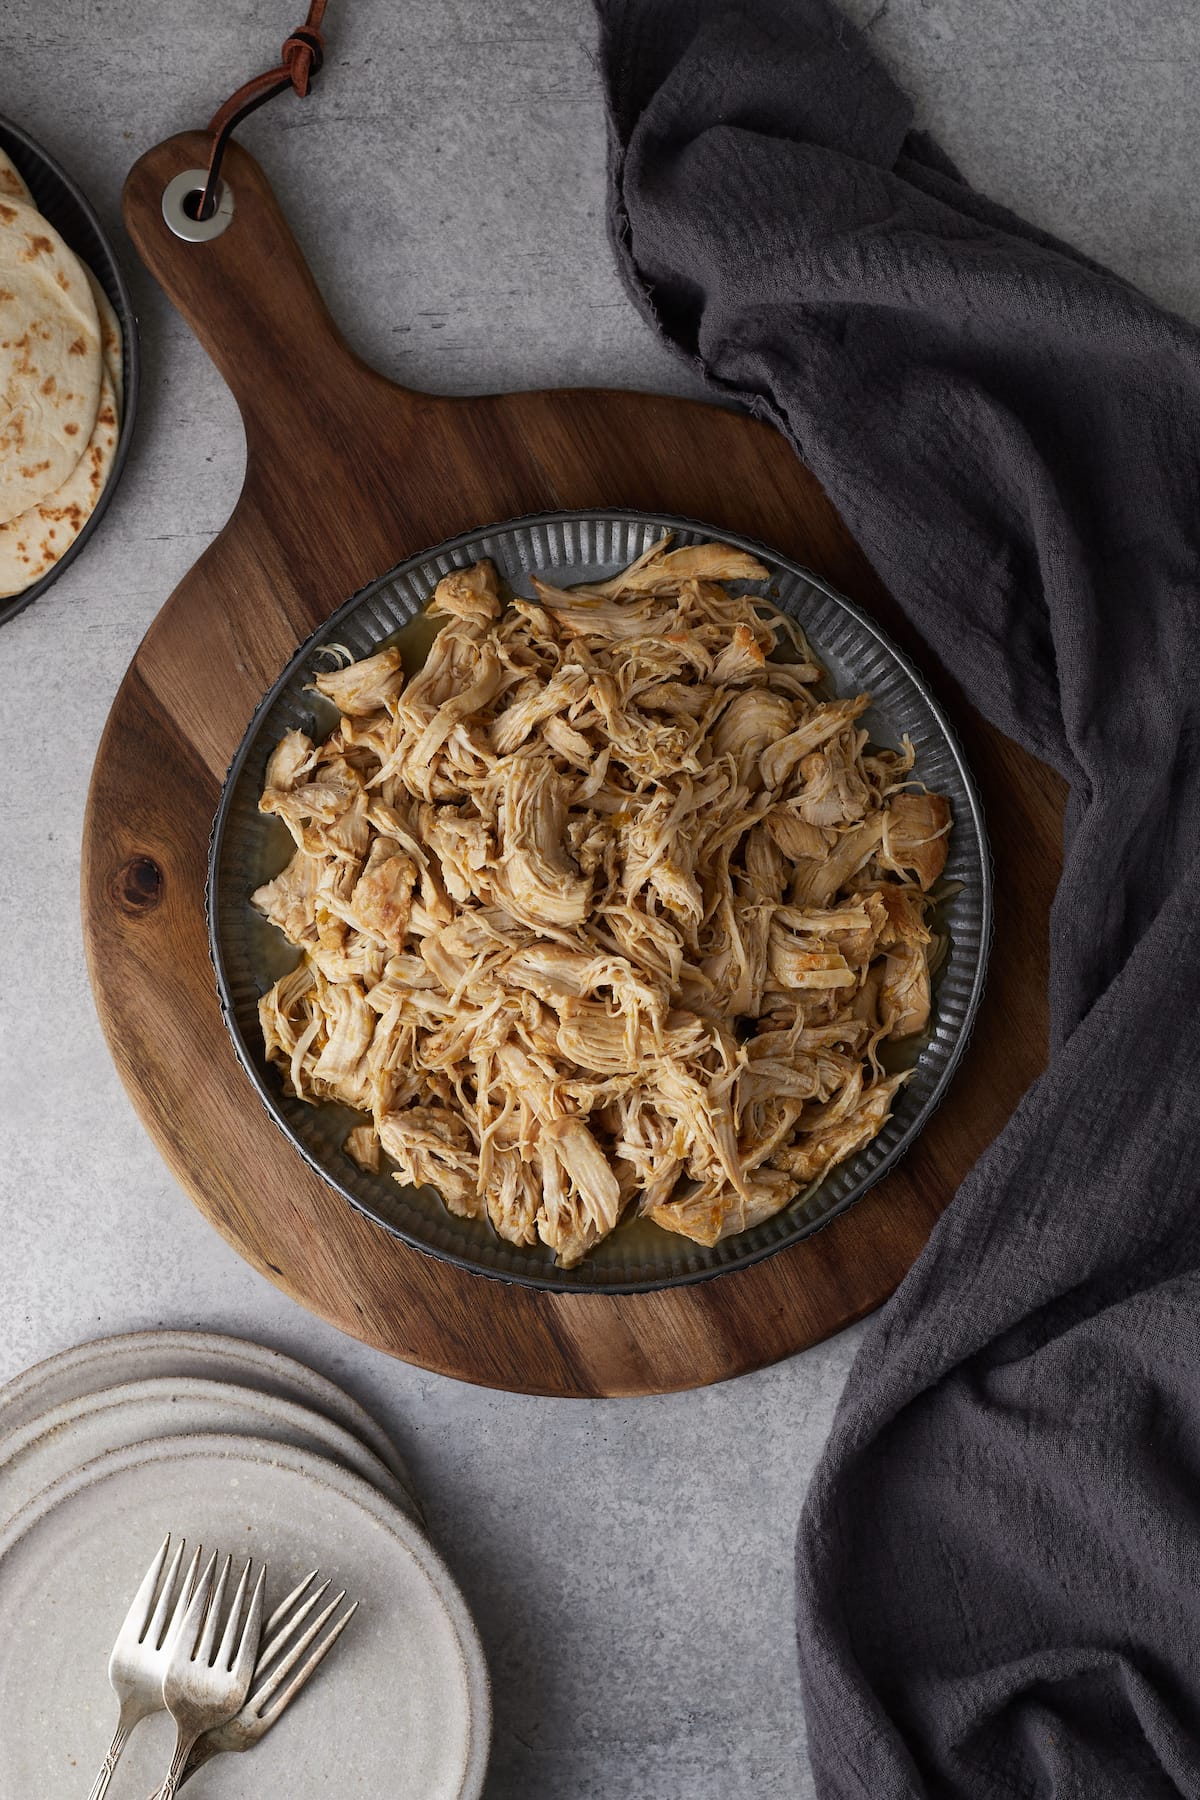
xmin=123 ymin=131 xmax=412 ymax=476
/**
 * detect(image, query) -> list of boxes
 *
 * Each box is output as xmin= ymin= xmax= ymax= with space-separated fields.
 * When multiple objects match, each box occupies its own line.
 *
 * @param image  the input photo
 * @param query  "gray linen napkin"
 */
xmin=592 ymin=2 xmax=1200 ymax=1793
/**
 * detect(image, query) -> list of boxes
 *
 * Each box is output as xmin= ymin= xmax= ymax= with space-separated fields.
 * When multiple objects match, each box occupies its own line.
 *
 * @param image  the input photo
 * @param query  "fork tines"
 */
xmin=250 ymin=1569 xmax=359 ymax=1725
xmin=176 ymin=1552 xmax=266 ymax=1678
xmin=127 ymin=1534 xmax=205 ymax=1654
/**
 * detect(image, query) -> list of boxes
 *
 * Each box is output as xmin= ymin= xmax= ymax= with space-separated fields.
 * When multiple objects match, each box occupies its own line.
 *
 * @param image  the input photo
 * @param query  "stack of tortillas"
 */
xmin=0 ymin=144 xmax=122 ymax=599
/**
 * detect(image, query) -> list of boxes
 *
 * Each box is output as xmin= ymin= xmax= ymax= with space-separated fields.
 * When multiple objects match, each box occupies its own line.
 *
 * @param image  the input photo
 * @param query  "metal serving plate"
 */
xmin=0 ymin=115 xmax=140 ymax=628
xmin=209 ymin=510 xmax=991 ymax=1294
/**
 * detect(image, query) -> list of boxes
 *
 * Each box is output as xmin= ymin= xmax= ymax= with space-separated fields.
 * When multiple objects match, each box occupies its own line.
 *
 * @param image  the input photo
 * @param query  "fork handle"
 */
xmin=86 ymin=1705 xmax=140 ymax=1800
xmin=148 ymin=1728 xmax=200 ymax=1800
xmin=160 ymin=1737 xmax=218 ymax=1794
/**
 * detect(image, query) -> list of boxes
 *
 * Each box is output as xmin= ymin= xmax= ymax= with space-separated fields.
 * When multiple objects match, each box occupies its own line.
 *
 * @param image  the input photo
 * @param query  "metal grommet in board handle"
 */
xmin=161 ymin=168 xmax=234 ymax=242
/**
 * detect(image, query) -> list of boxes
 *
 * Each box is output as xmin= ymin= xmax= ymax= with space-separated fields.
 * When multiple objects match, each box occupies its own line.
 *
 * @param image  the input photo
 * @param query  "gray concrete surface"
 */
xmin=0 ymin=3 xmax=1193 ymax=1793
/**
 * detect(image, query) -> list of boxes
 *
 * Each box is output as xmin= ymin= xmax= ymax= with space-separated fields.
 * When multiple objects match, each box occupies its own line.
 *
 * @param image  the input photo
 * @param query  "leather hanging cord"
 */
xmin=195 ymin=0 xmax=328 ymax=221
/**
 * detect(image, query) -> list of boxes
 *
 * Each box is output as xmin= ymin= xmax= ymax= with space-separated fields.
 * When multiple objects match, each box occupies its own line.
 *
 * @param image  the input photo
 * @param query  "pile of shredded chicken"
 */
xmin=253 ymin=539 xmax=951 ymax=1267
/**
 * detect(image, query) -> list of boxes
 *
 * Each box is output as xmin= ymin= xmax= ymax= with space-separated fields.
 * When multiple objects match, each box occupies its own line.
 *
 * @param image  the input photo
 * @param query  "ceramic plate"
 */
xmin=0 ymin=1330 xmax=411 ymax=1490
xmin=0 ymin=1376 xmax=421 ymax=1528
xmin=0 ymin=1434 xmax=490 ymax=1798
xmin=210 ymin=509 xmax=991 ymax=1293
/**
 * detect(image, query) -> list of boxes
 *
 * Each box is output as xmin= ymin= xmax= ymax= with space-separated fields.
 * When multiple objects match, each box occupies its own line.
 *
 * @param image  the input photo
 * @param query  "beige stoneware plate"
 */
xmin=0 ymin=1329 xmax=411 ymax=1489
xmin=0 ymin=1375 xmax=422 ymax=1527
xmin=0 ymin=1434 xmax=491 ymax=1798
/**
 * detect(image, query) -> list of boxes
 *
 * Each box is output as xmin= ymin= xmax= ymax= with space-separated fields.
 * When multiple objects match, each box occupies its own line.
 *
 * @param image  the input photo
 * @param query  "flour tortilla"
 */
xmin=0 ymin=197 xmax=102 ymax=524
xmin=84 ymin=267 xmax=123 ymax=415
xmin=0 ymin=360 xmax=118 ymax=597
xmin=0 ymin=149 xmax=32 ymax=205
xmin=0 ymin=210 xmax=122 ymax=414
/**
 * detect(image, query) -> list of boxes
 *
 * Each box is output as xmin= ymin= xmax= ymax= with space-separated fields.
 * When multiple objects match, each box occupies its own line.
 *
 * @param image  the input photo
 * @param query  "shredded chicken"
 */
xmin=254 ymin=539 xmax=951 ymax=1267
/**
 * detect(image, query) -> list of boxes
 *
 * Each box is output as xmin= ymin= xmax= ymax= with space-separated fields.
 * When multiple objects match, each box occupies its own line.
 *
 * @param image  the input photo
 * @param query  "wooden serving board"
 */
xmin=82 ymin=132 xmax=1065 ymax=1396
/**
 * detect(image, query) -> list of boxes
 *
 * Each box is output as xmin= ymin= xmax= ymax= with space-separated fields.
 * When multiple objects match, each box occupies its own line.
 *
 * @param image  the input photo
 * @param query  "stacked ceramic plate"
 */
xmin=0 ymin=1331 xmax=490 ymax=1796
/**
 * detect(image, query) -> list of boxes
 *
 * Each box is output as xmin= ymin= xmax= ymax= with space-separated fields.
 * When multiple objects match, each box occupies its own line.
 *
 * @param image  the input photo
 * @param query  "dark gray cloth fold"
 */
xmin=592 ymin=3 xmax=1200 ymax=1794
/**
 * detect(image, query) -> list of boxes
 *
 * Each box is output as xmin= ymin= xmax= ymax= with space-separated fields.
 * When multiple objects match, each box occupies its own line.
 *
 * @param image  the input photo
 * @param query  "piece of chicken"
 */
xmin=711 ymin=689 xmax=794 ymax=788
xmin=880 ymin=942 xmax=932 ymax=1037
xmin=759 ymin=694 xmax=871 ymax=790
xmin=489 ymin=757 xmax=592 ymax=928
xmin=340 ymin=838 xmax=419 ymax=952
xmin=252 ymin=849 xmax=323 ymax=946
xmin=263 ymin=729 xmax=317 ymax=793
xmin=344 ymin=1124 xmax=381 ymax=1173
xmin=775 ymin=1076 xmax=905 ymax=1188
xmin=312 ymin=645 xmax=406 ymax=716
xmin=377 ymin=1104 xmax=483 ymax=1217
xmin=879 ymin=791 xmax=951 ymax=890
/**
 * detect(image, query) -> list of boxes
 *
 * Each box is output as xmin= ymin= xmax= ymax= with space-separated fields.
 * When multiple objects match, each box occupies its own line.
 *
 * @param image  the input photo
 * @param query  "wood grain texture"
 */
xmin=81 ymin=132 xmax=1065 ymax=1395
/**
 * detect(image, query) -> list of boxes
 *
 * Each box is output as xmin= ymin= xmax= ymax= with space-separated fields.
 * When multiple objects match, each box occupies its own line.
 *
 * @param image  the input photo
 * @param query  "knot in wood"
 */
xmin=114 ymin=854 xmax=164 ymax=914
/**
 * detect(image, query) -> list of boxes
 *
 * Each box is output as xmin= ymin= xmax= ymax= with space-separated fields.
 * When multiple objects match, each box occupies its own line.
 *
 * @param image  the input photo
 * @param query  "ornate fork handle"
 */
xmin=86 ymin=1711 xmax=136 ymax=1799
xmin=175 ymin=1737 xmax=218 ymax=1790
xmin=148 ymin=1729 xmax=200 ymax=1800
xmin=143 ymin=1738 xmax=214 ymax=1797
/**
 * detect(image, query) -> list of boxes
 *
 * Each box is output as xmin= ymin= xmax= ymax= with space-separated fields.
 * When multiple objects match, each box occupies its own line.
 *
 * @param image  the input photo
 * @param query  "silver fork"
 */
xmin=177 ymin=1570 xmax=359 ymax=1787
xmin=86 ymin=1535 xmax=207 ymax=1800
xmin=149 ymin=1552 xmax=266 ymax=1800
